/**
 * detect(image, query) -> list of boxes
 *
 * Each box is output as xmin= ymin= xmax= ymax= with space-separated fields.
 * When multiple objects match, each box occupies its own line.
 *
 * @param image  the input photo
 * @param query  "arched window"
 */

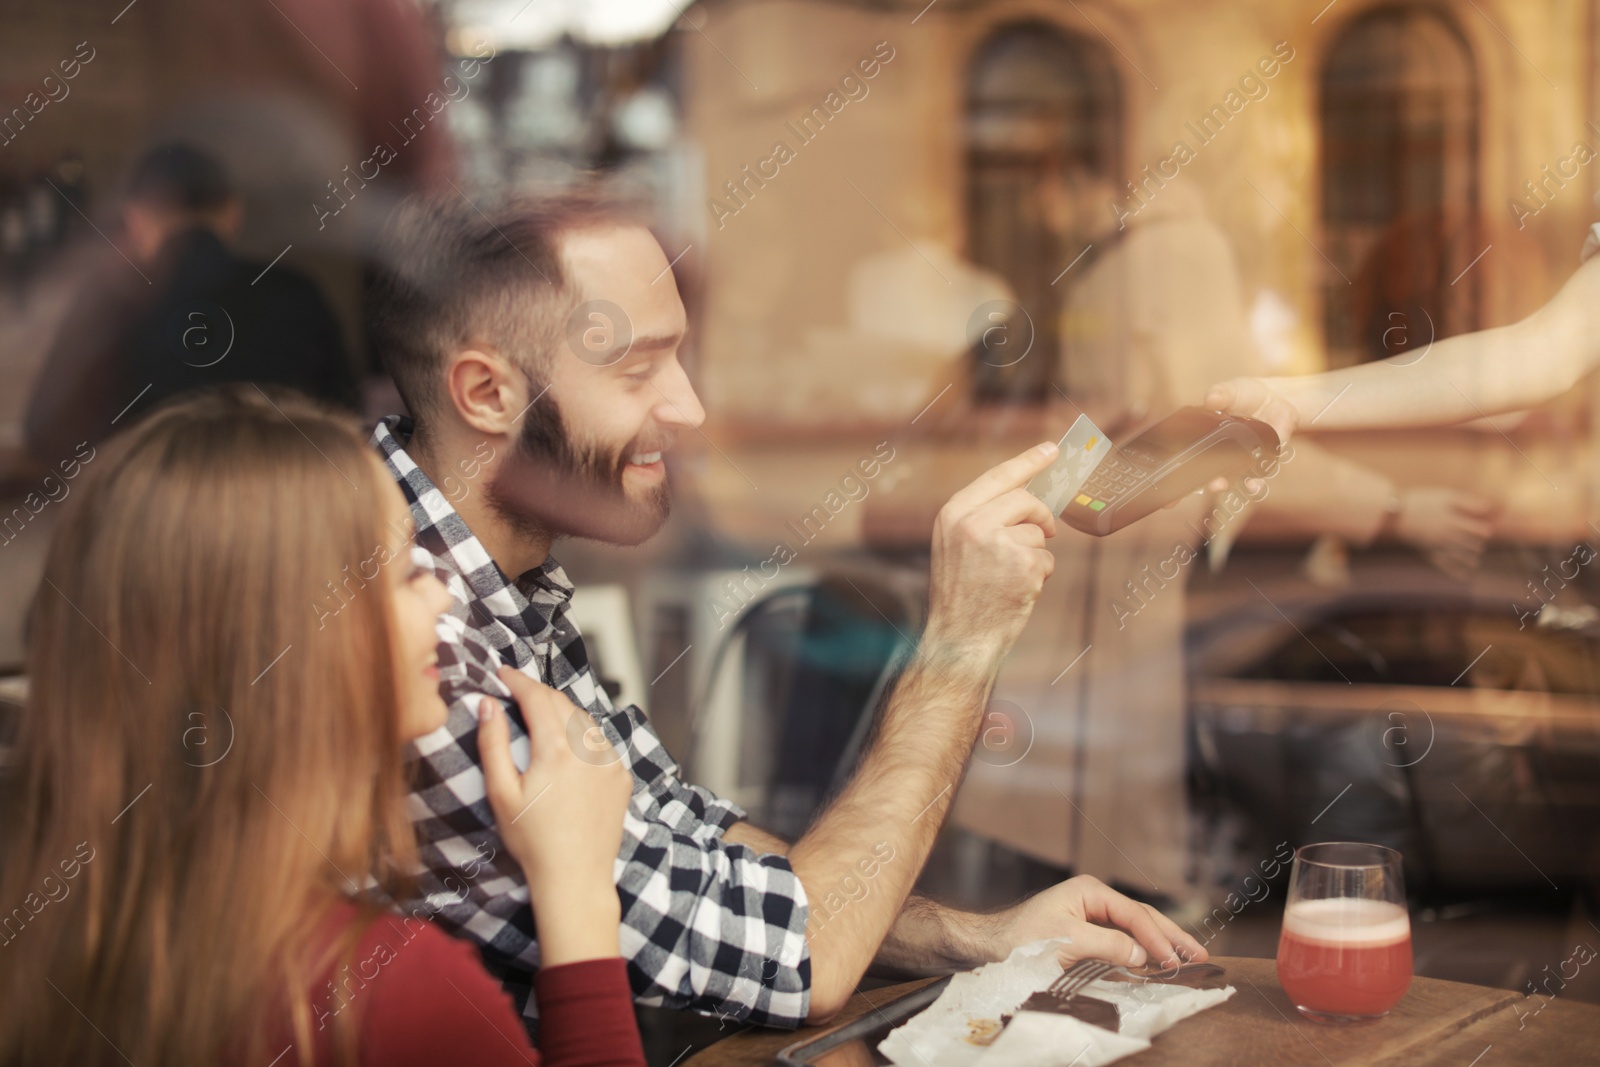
xmin=1320 ymin=6 xmax=1480 ymax=367
xmin=965 ymin=22 xmax=1122 ymax=400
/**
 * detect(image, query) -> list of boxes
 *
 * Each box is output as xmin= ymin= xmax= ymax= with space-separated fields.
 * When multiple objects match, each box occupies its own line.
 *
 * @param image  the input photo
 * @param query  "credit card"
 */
xmin=1028 ymin=414 xmax=1112 ymax=516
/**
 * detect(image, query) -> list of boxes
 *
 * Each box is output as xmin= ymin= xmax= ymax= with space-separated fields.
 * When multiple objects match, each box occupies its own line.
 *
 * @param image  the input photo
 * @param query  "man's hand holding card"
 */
xmin=1025 ymin=414 xmax=1112 ymax=517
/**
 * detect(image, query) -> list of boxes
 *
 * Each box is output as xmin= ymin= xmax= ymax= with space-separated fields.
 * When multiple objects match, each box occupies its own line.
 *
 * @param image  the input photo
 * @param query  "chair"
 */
xmin=686 ymin=572 xmax=917 ymax=840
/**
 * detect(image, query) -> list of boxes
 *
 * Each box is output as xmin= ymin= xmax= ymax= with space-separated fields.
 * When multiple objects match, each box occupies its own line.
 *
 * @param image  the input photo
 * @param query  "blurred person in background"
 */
xmin=1044 ymin=166 xmax=1497 ymax=580
xmin=1041 ymin=167 xmax=1496 ymax=886
xmin=22 ymin=142 xmax=357 ymax=465
xmin=365 ymin=187 xmax=1206 ymax=1036
xmin=877 ymin=163 xmax=1494 ymax=908
xmin=0 ymin=387 xmax=645 ymax=1066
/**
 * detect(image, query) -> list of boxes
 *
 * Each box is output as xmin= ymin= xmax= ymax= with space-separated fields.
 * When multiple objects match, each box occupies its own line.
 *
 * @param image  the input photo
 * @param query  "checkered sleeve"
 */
xmin=403 ymin=618 xmax=812 ymax=1030
xmin=589 ymin=688 xmax=749 ymax=840
xmin=614 ymin=800 xmax=812 ymax=1026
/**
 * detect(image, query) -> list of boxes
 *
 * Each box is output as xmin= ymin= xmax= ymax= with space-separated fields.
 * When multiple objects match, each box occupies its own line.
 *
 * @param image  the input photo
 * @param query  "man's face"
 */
xmin=487 ymin=223 xmax=704 ymax=547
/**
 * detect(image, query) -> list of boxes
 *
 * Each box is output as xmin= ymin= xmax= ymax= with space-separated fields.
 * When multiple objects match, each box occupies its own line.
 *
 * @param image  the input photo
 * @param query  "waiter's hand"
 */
xmin=1192 ymin=378 xmax=1295 ymax=498
xmin=1205 ymin=377 xmax=1301 ymax=446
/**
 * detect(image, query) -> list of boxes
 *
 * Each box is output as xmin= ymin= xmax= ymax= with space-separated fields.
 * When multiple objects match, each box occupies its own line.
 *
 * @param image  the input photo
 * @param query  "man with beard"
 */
xmin=365 ymin=190 xmax=1206 ymax=1038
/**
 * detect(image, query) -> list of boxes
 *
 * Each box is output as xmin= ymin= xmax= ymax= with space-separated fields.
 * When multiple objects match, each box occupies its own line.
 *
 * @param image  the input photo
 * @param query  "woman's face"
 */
xmin=379 ymin=473 xmax=453 ymax=741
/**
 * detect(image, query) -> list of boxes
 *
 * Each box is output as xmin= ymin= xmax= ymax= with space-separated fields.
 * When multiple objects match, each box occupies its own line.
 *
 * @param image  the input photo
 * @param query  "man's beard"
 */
xmin=484 ymin=386 xmax=672 ymax=549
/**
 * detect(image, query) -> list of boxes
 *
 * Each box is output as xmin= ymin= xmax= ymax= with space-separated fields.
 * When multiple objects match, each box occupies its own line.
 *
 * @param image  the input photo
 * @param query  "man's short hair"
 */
xmin=126 ymin=142 xmax=234 ymax=213
xmin=367 ymin=186 xmax=651 ymax=426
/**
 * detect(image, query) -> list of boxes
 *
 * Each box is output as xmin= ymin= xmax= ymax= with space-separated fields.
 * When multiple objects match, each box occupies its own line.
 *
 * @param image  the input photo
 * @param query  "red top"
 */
xmin=269 ymin=904 xmax=646 ymax=1067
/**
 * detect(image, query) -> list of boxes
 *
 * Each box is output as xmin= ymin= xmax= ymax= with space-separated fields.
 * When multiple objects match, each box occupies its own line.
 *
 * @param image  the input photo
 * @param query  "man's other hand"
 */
xmin=972 ymin=876 xmax=1209 ymax=970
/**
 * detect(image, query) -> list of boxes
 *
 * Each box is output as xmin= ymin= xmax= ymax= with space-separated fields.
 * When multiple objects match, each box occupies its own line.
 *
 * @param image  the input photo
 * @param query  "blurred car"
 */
xmin=1187 ymin=549 xmax=1600 ymax=900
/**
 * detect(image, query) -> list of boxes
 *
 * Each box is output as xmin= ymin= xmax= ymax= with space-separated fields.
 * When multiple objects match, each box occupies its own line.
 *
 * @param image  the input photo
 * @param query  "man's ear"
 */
xmin=446 ymin=347 xmax=526 ymax=437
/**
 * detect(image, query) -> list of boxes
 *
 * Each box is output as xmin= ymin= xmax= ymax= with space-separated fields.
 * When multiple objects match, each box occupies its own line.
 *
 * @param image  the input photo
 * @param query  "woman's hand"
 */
xmin=478 ymin=665 xmax=635 ymax=965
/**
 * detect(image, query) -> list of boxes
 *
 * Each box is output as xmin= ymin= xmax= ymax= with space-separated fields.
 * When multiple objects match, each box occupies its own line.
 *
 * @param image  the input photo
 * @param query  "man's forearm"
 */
xmin=721 ymin=822 xmax=989 ymax=976
xmin=714 ymin=442 xmax=1058 ymax=1022
xmin=785 ymin=637 xmax=1000 ymax=1020
xmin=868 ymin=895 xmax=995 ymax=977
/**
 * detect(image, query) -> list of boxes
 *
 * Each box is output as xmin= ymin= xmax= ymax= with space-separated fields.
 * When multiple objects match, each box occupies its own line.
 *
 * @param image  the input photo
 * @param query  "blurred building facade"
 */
xmin=684 ymin=0 xmax=1597 ymax=426
xmin=675 ymin=0 xmax=1600 ymax=891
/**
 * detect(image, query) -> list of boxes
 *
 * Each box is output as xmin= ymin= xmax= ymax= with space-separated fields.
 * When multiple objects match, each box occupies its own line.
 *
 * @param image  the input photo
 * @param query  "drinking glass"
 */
xmin=1276 ymin=842 xmax=1412 ymax=1021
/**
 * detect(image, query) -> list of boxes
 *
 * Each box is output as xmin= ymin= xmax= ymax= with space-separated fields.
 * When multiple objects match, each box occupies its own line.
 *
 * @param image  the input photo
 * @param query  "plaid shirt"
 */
xmin=372 ymin=417 xmax=811 ymax=1030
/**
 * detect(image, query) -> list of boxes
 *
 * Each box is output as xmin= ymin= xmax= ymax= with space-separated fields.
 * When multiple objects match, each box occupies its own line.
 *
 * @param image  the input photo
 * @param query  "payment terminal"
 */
xmin=1061 ymin=407 xmax=1281 ymax=537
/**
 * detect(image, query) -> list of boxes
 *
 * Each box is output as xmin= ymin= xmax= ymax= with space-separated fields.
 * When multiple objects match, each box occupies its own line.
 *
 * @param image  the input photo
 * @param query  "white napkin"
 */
xmin=878 ymin=940 xmax=1235 ymax=1067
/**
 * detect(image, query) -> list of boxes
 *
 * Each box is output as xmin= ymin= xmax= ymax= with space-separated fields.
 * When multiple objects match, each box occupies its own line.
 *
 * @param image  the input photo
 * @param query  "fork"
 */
xmin=1047 ymin=958 xmax=1226 ymax=1001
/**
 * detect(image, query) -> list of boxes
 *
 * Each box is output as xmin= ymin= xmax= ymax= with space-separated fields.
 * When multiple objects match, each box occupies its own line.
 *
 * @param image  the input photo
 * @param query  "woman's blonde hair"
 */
xmin=0 ymin=386 xmax=418 ymax=1065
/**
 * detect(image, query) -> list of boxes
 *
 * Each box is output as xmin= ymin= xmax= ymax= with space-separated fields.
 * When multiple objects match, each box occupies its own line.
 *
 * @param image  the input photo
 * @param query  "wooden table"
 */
xmin=685 ymin=956 xmax=1600 ymax=1066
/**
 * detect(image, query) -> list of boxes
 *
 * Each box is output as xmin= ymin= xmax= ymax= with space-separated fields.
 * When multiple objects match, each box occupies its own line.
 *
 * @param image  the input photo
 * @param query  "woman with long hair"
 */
xmin=0 ymin=386 xmax=644 ymax=1066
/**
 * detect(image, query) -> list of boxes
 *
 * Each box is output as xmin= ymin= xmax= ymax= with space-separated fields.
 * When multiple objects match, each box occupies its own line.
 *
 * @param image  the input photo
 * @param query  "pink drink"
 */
xmin=1277 ymin=897 xmax=1413 ymax=1018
